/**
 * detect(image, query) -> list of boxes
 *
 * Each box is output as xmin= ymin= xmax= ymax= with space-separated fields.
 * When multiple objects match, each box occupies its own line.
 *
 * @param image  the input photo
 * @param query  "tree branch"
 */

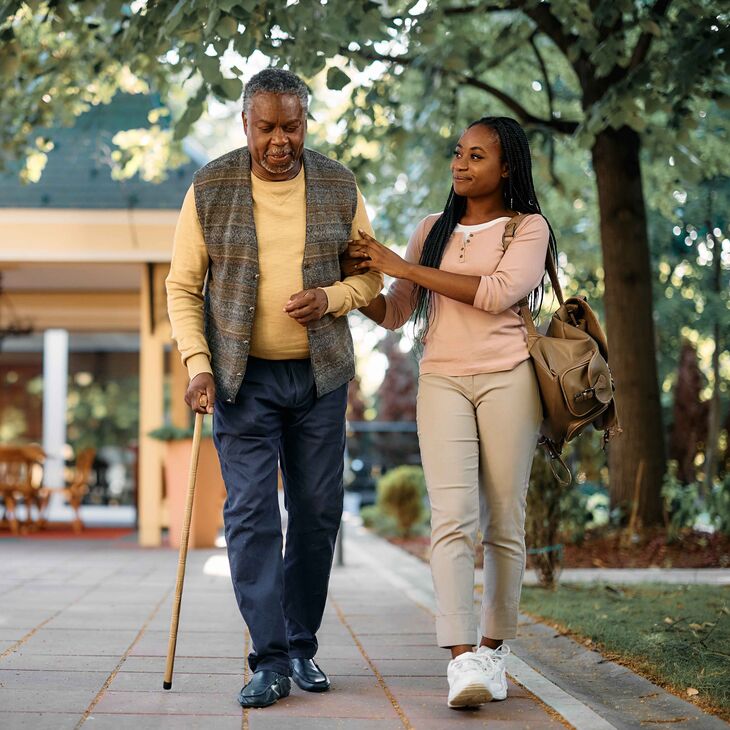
xmin=458 ymin=73 xmax=579 ymax=133
xmin=341 ymin=44 xmax=579 ymax=134
xmin=510 ymin=0 xmax=595 ymax=93
xmin=442 ymin=4 xmax=508 ymax=14
xmin=526 ymin=34 xmax=567 ymax=184
xmin=513 ymin=1 xmax=581 ymax=60
xmin=529 ymin=32 xmax=555 ymax=122
xmin=629 ymin=0 xmax=673 ymax=70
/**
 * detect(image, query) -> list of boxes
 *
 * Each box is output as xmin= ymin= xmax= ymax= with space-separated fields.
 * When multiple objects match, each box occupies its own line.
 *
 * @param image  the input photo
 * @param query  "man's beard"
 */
xmin=262 ymin=147 xmax=296 ymax=175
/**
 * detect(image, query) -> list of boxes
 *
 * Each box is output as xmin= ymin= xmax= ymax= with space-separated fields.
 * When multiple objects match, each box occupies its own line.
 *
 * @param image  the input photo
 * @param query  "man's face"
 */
xmin=242 ymin=92 xmax=306 ymax=181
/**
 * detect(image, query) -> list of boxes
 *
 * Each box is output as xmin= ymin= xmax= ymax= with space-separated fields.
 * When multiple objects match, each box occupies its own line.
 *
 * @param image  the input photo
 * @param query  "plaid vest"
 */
xmin=193 ymin=147 xmax=357 ymax=401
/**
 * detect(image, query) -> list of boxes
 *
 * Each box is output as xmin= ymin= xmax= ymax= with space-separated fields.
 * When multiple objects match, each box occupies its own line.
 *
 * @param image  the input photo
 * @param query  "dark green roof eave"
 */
xmin=0 ymin=93 xmax=209 ymax=210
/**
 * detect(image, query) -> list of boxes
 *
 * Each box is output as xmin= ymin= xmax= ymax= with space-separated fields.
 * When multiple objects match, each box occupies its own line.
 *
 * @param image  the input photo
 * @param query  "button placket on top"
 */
xmin=458 ymin=231 xmax=474 ymax=263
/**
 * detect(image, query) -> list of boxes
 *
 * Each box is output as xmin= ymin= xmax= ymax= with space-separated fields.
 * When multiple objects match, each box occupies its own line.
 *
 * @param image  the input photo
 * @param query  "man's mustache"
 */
xmin=265 ymin=147 xmax=293 ymax=157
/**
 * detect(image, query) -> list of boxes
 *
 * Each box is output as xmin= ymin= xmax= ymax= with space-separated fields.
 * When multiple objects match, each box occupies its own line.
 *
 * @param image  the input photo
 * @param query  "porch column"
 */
xmin=138 ymin=263 xmax=168 ymax=546
xmin=42 ymin=328 xmax=68 ymax=490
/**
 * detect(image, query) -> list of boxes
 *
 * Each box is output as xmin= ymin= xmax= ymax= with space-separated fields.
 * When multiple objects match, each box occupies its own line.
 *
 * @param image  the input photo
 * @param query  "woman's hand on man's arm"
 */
xmin=347 ymin=231 xmax=412 ymax=279
xmin=349 ymin=232 xmax=481 ymax=307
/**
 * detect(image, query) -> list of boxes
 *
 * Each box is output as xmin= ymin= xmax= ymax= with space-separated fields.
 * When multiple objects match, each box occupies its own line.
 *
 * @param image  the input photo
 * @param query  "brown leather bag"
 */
xmin=503 ymin=215 xmax=621 ymax=484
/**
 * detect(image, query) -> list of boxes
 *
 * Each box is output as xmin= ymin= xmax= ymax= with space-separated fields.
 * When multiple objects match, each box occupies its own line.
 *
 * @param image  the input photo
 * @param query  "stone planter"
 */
xmin=163 ymin=437 xmax=226 ymax=549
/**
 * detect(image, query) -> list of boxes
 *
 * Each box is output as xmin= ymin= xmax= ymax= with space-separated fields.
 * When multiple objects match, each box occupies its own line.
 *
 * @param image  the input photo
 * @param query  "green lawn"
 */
xmin=520 ymin=583 xmax=730 ymax=720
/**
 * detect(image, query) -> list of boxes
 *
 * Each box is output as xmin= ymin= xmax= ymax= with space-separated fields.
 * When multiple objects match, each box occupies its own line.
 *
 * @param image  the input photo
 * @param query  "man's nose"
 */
xmin=271 ymin=127 xmax=287 ymax=145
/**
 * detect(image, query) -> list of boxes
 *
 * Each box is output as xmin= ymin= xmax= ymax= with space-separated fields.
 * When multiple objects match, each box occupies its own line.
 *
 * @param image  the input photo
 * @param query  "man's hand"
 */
xmin=339 ymin=248 xmax=360 ymax=277
xmin=185 ymin=372 xmax=216 ymax=414
xmin=284 ymin=288 xmax=328 ymax=325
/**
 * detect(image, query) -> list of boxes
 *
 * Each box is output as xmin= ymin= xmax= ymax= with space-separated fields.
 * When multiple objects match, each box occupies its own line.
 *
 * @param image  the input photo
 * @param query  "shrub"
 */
xmin=708 ymin=474 xmax=730 ymax=534
xmin=558 ymin=487 xmax=589 ymax=545
xmin=375 ymin=465 xmax=427 ymax=537
xmin=661 ymin=460 xmax=702 ymax=542
xmin=360 ymin=504 xmax=399 ymax=535
xmin=525 ymin=448 xmax=569 ymax=588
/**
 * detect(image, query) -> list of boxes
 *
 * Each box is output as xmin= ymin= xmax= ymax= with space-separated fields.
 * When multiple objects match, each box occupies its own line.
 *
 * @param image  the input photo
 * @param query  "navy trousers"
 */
xmin=213 ymin=356 xmax=347 ymax=675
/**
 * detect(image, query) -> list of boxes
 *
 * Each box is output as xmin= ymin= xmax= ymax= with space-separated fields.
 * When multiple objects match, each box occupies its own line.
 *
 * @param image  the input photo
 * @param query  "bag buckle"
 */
xmin=574 ymin=387 xmax=595 ymax=403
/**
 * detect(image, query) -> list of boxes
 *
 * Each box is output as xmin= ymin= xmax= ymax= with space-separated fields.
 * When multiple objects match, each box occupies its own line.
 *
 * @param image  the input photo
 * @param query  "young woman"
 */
xmin=347 ymin=116 xmax=556 ymax=709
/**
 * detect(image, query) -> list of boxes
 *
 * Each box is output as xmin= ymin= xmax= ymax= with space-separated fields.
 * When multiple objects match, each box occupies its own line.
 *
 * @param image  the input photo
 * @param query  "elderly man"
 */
xmin=166 ymin=68 xmax=382 ymax=708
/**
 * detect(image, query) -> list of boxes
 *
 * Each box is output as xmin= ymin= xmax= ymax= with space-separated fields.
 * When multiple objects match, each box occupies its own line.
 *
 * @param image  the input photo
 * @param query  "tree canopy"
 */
xmin=2 ymin=1 xmax=726 ymax=179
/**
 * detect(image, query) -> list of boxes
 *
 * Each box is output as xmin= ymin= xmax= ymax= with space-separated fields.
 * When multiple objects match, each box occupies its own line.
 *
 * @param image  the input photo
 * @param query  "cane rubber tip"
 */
xmin=163 ymin=681 xmax=172 ymax=690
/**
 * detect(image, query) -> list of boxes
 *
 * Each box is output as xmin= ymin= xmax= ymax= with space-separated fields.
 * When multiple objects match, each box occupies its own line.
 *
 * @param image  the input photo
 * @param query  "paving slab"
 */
xmin=16 ymin=627 xmax=139 ymax=655
xmin=0 ymin=629 xmax=27 ymax=641
xmin=248 ymin=719 xmax=403 ymax=730
xmin=92 ymin=689 xmax=243 ymax=716
xmin=131 ymin=629 xmax=248 ymax=657
xmin=0 ymin=652 xmax=121 ymax=672
xmin=120 ymin=655 xmax=246 ymax=675
xmin=110 ymin=670 xmax=244 ymax=693
xmin=0 ymin=712 xmax=82 ymax=730
xmin=0 ymin=669 xmax=109 ymax=690
xmin=0 ymin=687 xmax=99 ymax=713
xmin=84 ymin=715 xmax=243 ymax=729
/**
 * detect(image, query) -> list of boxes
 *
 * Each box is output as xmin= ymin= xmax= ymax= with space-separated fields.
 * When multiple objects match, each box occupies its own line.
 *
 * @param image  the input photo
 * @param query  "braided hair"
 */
xmin=411 ymin=116 xmax=558 ymax=344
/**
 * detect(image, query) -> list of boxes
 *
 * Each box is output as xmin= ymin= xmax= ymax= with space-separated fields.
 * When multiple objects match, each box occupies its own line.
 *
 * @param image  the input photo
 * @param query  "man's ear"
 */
xmin=242 ymin=111 xmax=248 ymax=134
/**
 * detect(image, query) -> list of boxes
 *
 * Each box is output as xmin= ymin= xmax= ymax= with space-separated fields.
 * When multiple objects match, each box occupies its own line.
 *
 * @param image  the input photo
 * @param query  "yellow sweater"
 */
xmin=167 ymin=168 xmax=382 ymax=379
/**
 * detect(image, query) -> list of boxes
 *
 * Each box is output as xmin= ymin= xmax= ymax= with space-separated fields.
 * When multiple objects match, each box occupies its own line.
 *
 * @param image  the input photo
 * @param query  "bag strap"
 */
xmin=539 ymin=437 xmax=573 ymax=487
xmin=502 ymin=214 xmax=564 ymax=318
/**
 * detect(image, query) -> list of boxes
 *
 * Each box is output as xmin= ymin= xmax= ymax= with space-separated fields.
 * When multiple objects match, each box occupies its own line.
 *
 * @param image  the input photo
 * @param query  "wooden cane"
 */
xmin=163 ymin=410 xmax=205 ymax=690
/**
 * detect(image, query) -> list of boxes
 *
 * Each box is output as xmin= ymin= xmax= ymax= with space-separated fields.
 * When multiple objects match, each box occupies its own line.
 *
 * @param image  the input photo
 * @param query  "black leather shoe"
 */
xmin=291 ymin=658 xmax=330 ymax=692
xmin=237 ymin=670 xmax=291 ymax=708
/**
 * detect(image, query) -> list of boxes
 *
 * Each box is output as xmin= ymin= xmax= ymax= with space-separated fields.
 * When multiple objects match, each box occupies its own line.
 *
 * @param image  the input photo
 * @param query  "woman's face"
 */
xmin=450 ymin=124 xmax=509 ymax=200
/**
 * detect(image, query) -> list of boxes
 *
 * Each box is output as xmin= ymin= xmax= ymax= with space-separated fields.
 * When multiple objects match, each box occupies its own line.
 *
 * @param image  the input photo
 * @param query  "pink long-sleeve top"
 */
xmin=380 ymin=213 xmax=550 ymax=376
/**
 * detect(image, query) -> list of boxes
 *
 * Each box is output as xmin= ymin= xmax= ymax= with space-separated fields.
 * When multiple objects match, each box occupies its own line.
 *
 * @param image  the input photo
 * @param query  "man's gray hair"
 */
xmin=243 ymin=68 xmax=309 ymax=114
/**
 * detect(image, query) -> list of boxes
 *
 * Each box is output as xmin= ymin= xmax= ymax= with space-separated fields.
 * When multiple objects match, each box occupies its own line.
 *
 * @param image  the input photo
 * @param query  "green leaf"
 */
xmin=206 ymin=9 xmax=222 ymax=38
xmin=0 ymin=48 xmax=19 ymax=76
xmin=326 ymin=66 xmax=351 ymax=91
xmin=216 ymin=15 xmax=239 ymax=39
xmin=213 ymin=76 xmax=243 ymax=100
xmin=163 ymin=0 xmax=189 ymax=36
xmin=197 ymin=53 xmax=223 ymax=84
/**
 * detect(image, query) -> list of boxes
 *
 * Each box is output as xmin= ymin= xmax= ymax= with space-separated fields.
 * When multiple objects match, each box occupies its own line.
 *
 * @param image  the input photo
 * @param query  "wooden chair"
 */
xmin=39 ymin=447 xmax=96 ymax=533
xmin=0 ymin=445 xmax=46 ymax=533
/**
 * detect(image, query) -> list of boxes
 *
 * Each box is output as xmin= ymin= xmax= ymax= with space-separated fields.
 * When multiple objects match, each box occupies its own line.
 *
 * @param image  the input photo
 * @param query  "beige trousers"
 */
xmin=416 ymin=360 xmax=541 ymax=646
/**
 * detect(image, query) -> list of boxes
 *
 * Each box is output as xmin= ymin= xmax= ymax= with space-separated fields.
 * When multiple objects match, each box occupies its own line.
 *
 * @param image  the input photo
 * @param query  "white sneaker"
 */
xmin=446 ymin=651 xmax=494 ymax=708
xmin=476 ymin=644 xmax=510 ymax=701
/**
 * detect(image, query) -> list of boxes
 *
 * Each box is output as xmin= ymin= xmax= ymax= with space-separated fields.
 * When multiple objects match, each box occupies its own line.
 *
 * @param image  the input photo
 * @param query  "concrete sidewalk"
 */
xmin=0 ymin=531 xmax=561 ymax=729
xmin=519 ymin=567 xmax=730 ymax=585
xmin=0 ymin=525 xmax=726 ymax=729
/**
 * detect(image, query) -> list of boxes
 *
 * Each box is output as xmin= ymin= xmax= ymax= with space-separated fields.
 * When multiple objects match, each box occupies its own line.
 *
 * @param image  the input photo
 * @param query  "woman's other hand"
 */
xmin=348 ymin=230 xmax=411 ymax=279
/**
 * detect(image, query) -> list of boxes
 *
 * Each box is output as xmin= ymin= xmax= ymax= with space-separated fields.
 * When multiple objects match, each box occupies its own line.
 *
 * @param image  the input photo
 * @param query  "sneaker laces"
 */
xmin=492 ymin=644 xmax=510 ymax=660
xmin=478 ymin=644 xmax=510 ymax=671
xmin=450 ymin=653 xmax=484 ymax=672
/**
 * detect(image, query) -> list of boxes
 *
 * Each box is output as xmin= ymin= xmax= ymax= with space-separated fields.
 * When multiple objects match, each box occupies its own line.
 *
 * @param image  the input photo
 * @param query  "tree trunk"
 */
xmin=591 ymin=126 xmax=665 ymax=524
